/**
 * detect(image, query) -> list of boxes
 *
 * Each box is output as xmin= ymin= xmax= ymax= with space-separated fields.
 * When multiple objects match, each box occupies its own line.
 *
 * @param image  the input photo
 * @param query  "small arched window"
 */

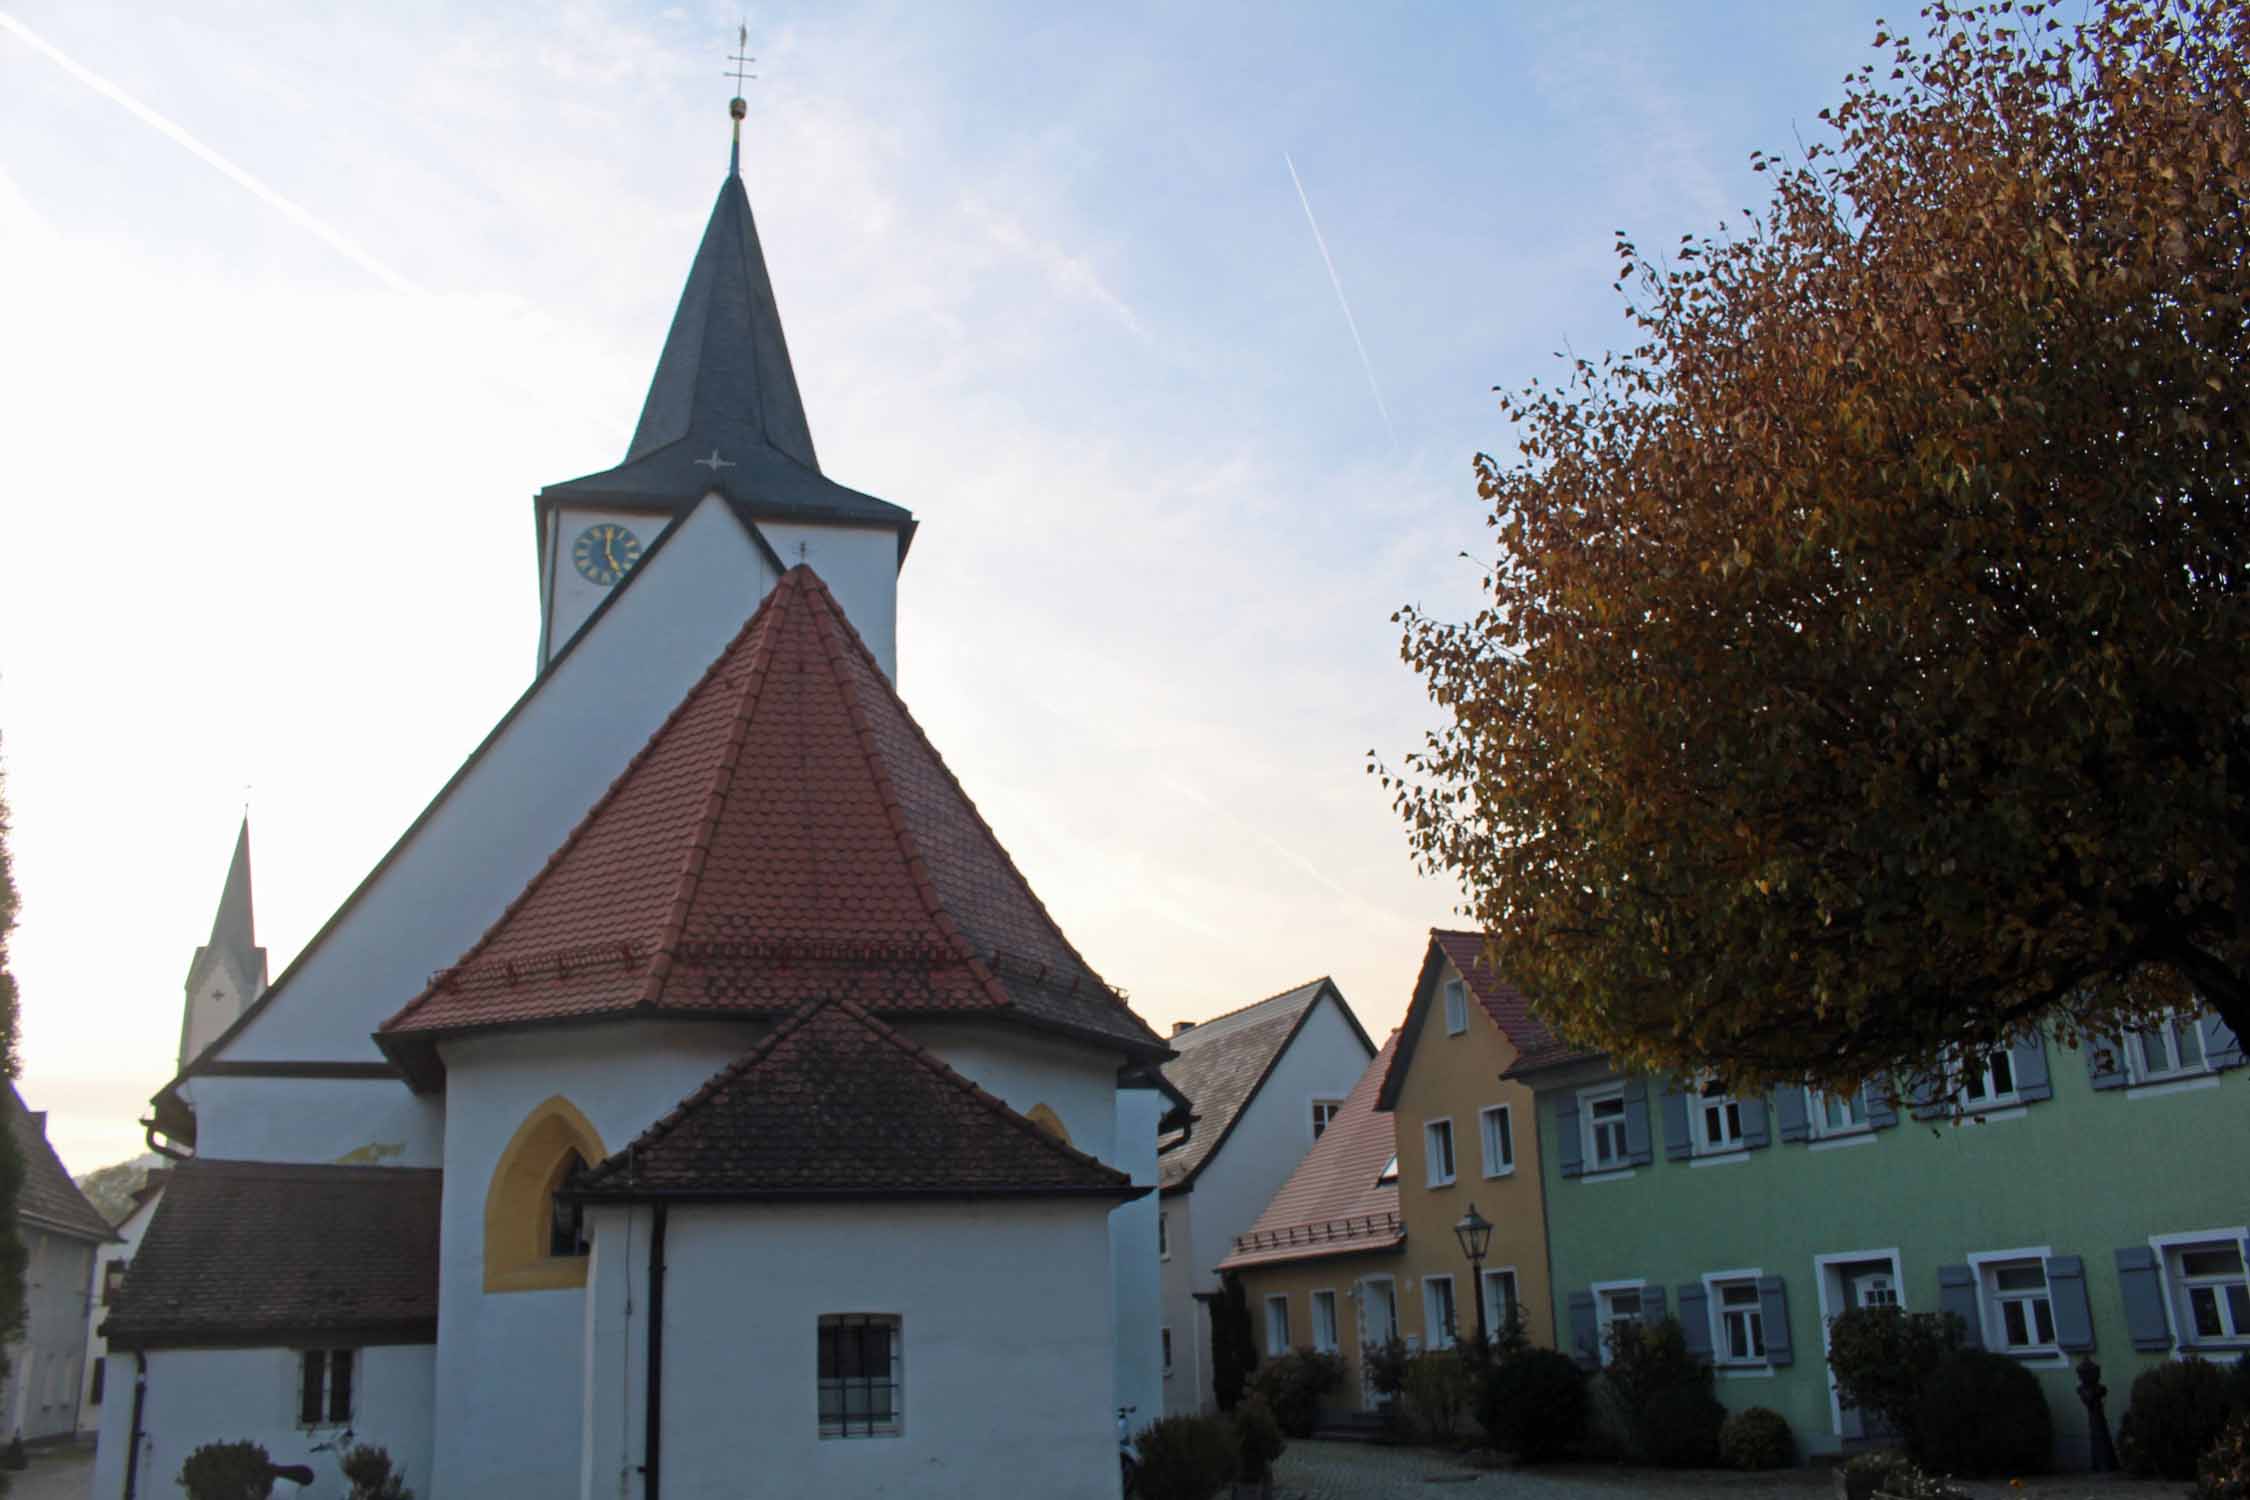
xmin=547 ymin=1150 xmax=590 ymax=1259
xmin=485 ymin=1096 xmax=604 ymax=1293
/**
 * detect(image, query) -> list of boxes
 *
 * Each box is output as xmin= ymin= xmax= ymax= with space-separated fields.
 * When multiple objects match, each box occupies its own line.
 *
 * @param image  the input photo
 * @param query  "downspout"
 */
xmin=643 ymin=1203 xmax=668 ymax=1500
xmin=141 ymin=1120 xmax=191 ymax=1164
xmin=122 ymin=1353 xmax=148 ymax=1500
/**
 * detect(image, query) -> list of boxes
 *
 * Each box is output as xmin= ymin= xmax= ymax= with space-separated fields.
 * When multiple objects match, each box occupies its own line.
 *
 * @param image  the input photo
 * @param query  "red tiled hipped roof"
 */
xmin=102 ymin=1160 xmax=441 ymax=1349
xmin=1218 ymin=1031 xmax=1402 ymax=1271
xmin=574 ymin=995 xmax=1139 ymax=1200
xmin=380 ymin=568 xmax=1160 ymax=1079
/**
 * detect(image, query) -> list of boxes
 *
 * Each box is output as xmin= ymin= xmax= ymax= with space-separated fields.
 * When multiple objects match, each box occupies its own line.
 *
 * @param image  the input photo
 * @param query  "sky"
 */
xmin=0 ymin=0 xmax=1892 ymax=1175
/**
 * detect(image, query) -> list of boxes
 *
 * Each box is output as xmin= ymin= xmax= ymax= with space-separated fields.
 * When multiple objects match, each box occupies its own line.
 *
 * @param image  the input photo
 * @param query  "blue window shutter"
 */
xmin=2012 ymin=1033 xmax=2053 ymax=1102
xmin=1937 ymin=1265 xmax=1983 ymax=1348
xmin=2086 ymin=1037 xmax=2130 ymax=1091
xmin=1774 ymin=1088 xmax=1810 ymax=1144
xmin=1623 ymin=1080 xmax=1653 ymax=1167
xmin=1910 ymin=1071 xmax=1950 ymax=1121
xmin=1864 ymin=1081 xmax=1899 ymax=1130
xmin=2114 ymin=1247 xmax=2174 ymax=1351
xmin=1660 ymin=1085 xmax=1692 ymax=1160
xmin=1567 ymin=1291 xmax=1600 ymax=1369
xmin=1555 ymin=1094 xmax=1583 ymax=1179
xmin=1757 ymin=1275 xmax=1793 ymax=1367
xmin=1676 ymin=1284 xmax=1711 ymax=1360
xmin=2201 ymin=1012 xmax=2245 ymax=1072
xmin=1642 ymin=1283 xmax=1668 ymax=1322
xmin=2046 ymin=1255 xmax=2094 ymax=1352
xmin=1740 ymin=1095 xmax=1771 ymax=1150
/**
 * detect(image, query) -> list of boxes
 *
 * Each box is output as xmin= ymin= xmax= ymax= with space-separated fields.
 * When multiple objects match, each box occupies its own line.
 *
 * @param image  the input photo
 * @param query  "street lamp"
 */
xmin=1453 ymin=1202 xmax=1495 ymax=1353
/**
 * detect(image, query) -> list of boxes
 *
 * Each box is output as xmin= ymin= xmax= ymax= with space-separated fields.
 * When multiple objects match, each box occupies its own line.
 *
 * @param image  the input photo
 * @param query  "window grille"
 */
xmin=818 ymin=1315 xmax=901 ymax=1438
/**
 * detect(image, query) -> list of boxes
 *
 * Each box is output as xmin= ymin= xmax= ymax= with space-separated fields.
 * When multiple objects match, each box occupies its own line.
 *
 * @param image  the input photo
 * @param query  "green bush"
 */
xmin=1842 ymin=1452 xmax=1969 ymax=1500
xmin=1601 ymin=1317 xmax=1701 ymax=1421
xmin=1360 ymin=1335 xmax=1410 ymax=1399
xmin=1132 ymin=1414 xmax=1238 ymax=1500
xmin=1401 ymin=1349 xmax=1476 ymax=1443
xmin=341 ymin=1445 xmax=413 ymax=1500
xmin=1640 ymin=1381 xmax=1725 ymax=1468
xmin=1476 ymin=1347 xmax=1588 ymax=1463
xmin=2198 ymin=1413 xmax=2250 ymax=1500
xmin=178 ymin=1441 xmax=275 ymax=1500
xmin=1718 ymin=1406 xmax=1793 ymax=1470
xmin=1231 ymin=1394 xmax=1285 ymax=1484
xmin=1825 ymin=1305 xmax=1966 ymax=1449
xmin=1247 ymin=1347 xmax=1345 ymax=1438
xmin=2121 ymin=1355 xmax=2242 ymax=1479
xmin=1911 ymin=1349 xmax=2052 ymax=1477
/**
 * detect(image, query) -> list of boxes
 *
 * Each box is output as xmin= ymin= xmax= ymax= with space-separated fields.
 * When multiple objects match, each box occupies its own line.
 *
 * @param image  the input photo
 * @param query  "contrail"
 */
xmin=1284 ymin=151 xmax=1394 ymax=443
xmin=0 ymin=11 xmax=422 ymax=295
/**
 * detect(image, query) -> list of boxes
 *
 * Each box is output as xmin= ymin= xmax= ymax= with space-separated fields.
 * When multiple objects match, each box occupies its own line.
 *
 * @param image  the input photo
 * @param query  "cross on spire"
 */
xmin=726 ymin=24 xmax=756 ymax=174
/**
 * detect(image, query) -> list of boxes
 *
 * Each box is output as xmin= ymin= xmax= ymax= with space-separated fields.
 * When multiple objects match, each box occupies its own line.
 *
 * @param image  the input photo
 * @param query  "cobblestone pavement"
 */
xmin=1272 ymin=1440 xmax=2183 ymax=1500
xmin=9 ymin=1440 xmax=93 ymax=1500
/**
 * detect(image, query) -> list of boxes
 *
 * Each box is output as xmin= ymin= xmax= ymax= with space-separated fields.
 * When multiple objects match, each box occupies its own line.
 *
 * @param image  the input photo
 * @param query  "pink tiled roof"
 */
xmin=1218 ymin=1031 xmax=1402 ymax=1271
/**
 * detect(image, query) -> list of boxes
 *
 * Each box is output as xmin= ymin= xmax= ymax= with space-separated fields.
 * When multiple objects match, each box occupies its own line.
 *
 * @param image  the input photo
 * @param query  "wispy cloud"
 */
xmin=1284 ymin=151 xmax=1395 ymax=444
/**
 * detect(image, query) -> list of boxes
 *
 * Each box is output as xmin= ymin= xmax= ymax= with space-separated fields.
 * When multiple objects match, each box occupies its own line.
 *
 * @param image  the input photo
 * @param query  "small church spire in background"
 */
xmin=726 ymin=24 xmax=756 ymax=177
xmin=178 ymin=815 xmax=269 ymax=1072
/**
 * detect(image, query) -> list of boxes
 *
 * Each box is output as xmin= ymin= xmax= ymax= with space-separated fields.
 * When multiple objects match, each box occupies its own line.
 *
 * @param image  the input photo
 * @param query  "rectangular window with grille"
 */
xmin=296 ymin=1349 xmax=354 ymax=1427
xmin=818 ymin=1315 xmax=901 ymax=1438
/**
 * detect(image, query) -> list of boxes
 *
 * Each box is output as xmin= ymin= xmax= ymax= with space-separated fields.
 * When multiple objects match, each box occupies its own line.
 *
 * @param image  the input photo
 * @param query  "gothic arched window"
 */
xmin=484 ymin=1096 xmax=604 ymax=1293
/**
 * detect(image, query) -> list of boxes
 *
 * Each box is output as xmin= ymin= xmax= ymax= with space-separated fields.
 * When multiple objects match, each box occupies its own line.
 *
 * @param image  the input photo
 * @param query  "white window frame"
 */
xmin=2127 ymin=1011 xmax=2213 ymax=1085
xmin=1702 ymin=1269 xmax=1769 ymax=1367
xmin=1424 ymin=1117 xmax=1457 ymax=1187
xmin=1376 ymin=1153 xmax=1399 ymax=1184
xmin=1957 ymin=1050 xmax=2022 ymax=1112
xmin=1311 ymin=1097 xmax=1344 ymax=1142
xmin=1443 ymin=977 xmax=1469 ymax=1035
xmin=1591 ymin=1278 xmax=1647 ymax=1366
xmin=1580 ymin=1085 xmax=1629 ymax=1172
xmin=1691 ymin=1078 xmax=1746 ymax=1156
xmin=2151 ymin=1226 xmax=2250 ymax=1351
xmin=1265 ymin=1294 xmax=1292 ymax=1357
xmin=1481 ymin=1266 xmax=1520 ymax=1338
xmin=1806 ymin=1087 xmax=1870 ymax=1139
xmin=1423 ymin=1273 xmax=1459 ymax=1350
xmin=1479 ymin=1103 xmax=1515 ymax=1178
xmin=1812 ymin=1248 xmax=1907 ymax=1437
xmin=294 ymin=1347 xmax=355 ymax=1430
xmin=818 ymin=1313 xmax=904 ymax=1439
xmin=1967 ymin=1246 xmax=2061 ymax=1362
xmin=1311 ymin=1289 xmax=1340 ymax=1353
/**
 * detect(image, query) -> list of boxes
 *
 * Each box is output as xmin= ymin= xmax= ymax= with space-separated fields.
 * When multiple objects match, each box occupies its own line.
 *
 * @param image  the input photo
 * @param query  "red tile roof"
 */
xmin=380 ymin=568 xmax=1160 ymax=1079
xmin=1218 ymin=1031 xmax=1402 ymax=1271
xmin=575 ymin=995 xmax=1139 ymax=1200
xmin=102 ymin=1160 xmax=441 ymax=1349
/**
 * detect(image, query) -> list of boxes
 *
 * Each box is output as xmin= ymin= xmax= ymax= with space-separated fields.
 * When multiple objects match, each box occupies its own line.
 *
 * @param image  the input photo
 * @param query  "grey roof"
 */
xmin=9 ymin=1088 xmax=117 ymax=1242
xmin=539 ymin=165 xmax=915 ymax=550
xmin=1156 ymin=977 xmax=1372 ymax=1193
xmin=199 ymin=817 xmax=264 ymax=983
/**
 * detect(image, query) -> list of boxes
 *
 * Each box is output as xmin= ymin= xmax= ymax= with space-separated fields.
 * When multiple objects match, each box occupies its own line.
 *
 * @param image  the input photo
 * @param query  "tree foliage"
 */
xmin=0 ymin=751 xmax=27 ymax=1372
xmin=1384 ymin=0 xmax=2250 ymax=1089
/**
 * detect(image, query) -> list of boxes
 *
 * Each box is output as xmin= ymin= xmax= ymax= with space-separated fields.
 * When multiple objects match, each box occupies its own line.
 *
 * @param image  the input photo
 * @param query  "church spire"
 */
xmin=179 ymin=816 xmax=269 ymax=1071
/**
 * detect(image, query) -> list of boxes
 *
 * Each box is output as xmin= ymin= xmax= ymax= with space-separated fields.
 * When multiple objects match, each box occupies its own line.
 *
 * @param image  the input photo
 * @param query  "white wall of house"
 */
xmin=1157 ymin=1193 xmax=1203 ymax=1416
xmin=4 ymin=1224 xmax=98 ymax=1443
xmin=89 ymin=1343 xmax=436 ymax=1500
xmin=582 ymin=1198 xmax=1120 ymax=1500
xmin=539 ymin=503 xmax=680 ymax=666
xmin=753 ymin=520 xmax=899 ymax=681
xmin=908 ymin=1023 xmax=1122 ymax=1167
xmin=81 ymin=1189 xmax=161 ymax=1436
xmin=1111 ymin=1085 xmax=1165 ymax=1430
xmin=184 ymin=1079 xmax=445 ymax=1168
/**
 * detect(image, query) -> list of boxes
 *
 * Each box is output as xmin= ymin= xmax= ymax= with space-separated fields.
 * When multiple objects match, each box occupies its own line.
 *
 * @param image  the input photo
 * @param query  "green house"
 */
xmin=1513 ymin=1012 xmax=2248 ymax=1465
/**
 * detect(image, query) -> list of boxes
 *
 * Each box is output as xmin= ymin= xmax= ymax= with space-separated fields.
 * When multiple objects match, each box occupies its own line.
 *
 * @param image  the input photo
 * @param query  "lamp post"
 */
xmin=1454 ymin=1203 xmax=1495 ymax=1356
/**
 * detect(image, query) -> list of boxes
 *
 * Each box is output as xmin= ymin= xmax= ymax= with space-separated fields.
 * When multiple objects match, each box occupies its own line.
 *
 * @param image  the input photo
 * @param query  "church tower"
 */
xmin=176 ymin=817 xmax=267 ymax=1072
xmin=531 ymin=101 xmax=916 ymax=677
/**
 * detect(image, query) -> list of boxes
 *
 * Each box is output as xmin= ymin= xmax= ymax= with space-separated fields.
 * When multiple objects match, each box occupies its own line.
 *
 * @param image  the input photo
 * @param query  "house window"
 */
xmin=101 ymin=1261 xmax=125 ymax=1306
xmin=818 ymin=1314 xmax=902 ymax=1438
xmin=548 ymin=1149 xmax=590 ymax=1258
xmin=1596 ymin=1285 xmax=1644 ymax=1362
xmin=1265 ymin=1295 xmax=1292 ymax=1356
xmin=1312 ymin=1291 xmax=1340 ymax=1352
xmin=2171 ymin=1241 xmax=2250 ymax=1345
xmin=1482 ymin=1268 xmax=1519 ymax=1337
xmin=1424 ymin=1119 xmax=1457 ymax=1187
xmin=1377 ymin=1154 xmax=1399 ymax=1184
xmin=1479 ymin=1105 xmax=1514 ymax=1177
xmin=296 ymin=1349 xmax=354 ymax=1427
xmin=1694 ymin=1080 xmax=1744 ymax=1154
xmin=1712 ymin=1280 xmax=1766 ymax=1364
xmin=1312 ymin=1099 xmax=1343 ymax=1140
xmin=1809 ymin=1088 xmax=1866 ymax=1136
xmin=2130 ymin=1013 xmax=2208 ymax=1082
xmin=88 ymin=1357 xmax=104 ymax=1407
xmin=1959 ymin=1051 xmax=2019 ymax=1110
xmin=1162 ymin=1327 xmax=1174 ymax=1375
xmin=1158 ymin=1211 xmax=1168 ymax=1261
xmin=1424 ymin=1275 xmax=1458 ymax=1349
xmin=1583 ymin=1087 xmax=1629 ymax=1171
xmin=1980 ymin=1260 xmax=2056 ymax=1351
xmin=1443 ymin=978 xmax=1469 ymax=1035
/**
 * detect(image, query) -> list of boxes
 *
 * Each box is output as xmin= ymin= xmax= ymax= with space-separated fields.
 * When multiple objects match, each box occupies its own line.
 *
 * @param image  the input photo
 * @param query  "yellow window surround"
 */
xmin=1025 ymin=1103 xmax=1072 ymax=1146
xmin=485 ymin=1095 xmax=605 ymax=1294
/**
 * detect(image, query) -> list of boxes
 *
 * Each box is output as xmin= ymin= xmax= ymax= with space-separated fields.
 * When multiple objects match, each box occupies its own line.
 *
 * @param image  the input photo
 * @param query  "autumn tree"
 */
xmin=0 ymin=752 xmax=28 ymax=1405
xmin=1384 ymin=0 xmax=2250 ymax=1096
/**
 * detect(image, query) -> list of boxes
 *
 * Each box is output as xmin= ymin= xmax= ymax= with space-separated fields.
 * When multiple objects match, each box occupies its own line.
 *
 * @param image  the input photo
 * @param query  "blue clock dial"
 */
xmin=571 ymin=523 xmax=642 ymax=587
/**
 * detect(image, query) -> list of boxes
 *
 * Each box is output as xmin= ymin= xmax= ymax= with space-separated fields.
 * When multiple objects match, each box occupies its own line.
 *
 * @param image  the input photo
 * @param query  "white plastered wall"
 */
xmin=1112 ymin=1085 xmax=1165 ymax=1431
xmin=183 ymin=1079 xmax=445 ymax=1168
xmin=541 ymin=504 xmax=676 ymax=666
xmin=81 ymin=1190 xmax=162 ymax=1436
xmin=754 ymin=520 xmax=899 ymax=681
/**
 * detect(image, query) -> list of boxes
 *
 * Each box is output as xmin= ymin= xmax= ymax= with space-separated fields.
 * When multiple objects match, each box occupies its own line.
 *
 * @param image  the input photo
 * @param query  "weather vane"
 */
xmin=727 ymin=24 xmax=756 ymax=114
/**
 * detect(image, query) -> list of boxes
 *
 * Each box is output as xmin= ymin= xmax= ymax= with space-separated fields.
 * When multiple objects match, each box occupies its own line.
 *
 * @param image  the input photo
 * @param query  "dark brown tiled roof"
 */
xmin=575 ymin=995 xmax=1141 ymax=1201
xmin=380 ymin=568 xmax=1161 ymax=1080
xmin=1219 ymin=1031 xmax=1403 ymax=1271
xmin=1380 ymin=930 xmax=1595 ymax=1107
xmin=10 ymin=1089 xmax=115 ymax=1242
xmin=102 ymin=1160 xmax=441 ymax=1350
xmin=1158 ymin=978 xmax=1367 ymax=1193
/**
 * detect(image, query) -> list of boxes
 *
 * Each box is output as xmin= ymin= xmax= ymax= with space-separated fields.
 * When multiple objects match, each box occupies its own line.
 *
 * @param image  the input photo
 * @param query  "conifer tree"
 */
xmin=0 ymin=751 xmax=29 ymax=1383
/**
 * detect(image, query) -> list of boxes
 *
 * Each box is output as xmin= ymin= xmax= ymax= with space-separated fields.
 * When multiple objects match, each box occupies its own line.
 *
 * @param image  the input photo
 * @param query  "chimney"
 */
xmin=1171 ymin=1020 xmax=1195 ymax=1036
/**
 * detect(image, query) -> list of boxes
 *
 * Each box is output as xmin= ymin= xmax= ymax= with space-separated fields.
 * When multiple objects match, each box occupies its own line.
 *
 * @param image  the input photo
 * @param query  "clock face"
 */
xmin=571 ymin=523 xmax=642 ymax=587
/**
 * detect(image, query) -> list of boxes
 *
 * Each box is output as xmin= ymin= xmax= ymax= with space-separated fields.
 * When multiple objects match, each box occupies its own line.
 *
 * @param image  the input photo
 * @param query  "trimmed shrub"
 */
xmin=1401 ymin=1349 xmax=1476 ymax=1444
xmin=178 ymin=1441 xmax=275 ymax=1500
xmin=2198 ymin=1413 xmax=2250 ymax=1500
xmin=1718 ymin=1406 xmax=1794 ymax=1470
xmin=1132 ymin=1414 xmax=1238 ymax=1500
xmin=1911 ymin=1349 xmax=2052 ymax=1477
xmin=1477 ymin=1347 xmax=1588 ymax=1463
xmin=1640 ymin=1381 xmax=1725 ymax=1468
xmin=1825 ymin=1305 xmax=1966 ymax=1449
xmin=342 ymin=1445 xmax=414 ymax=1500
xmin=1360 ymin=1335 xmax=1409 ymax=1400
xmin=1231 ymin=1394 xmax=1285 ymax=1485
xmin=2121 ymin=1354 xmax=2241 ymax=1480
xmin=1247 ymin=1347 xmax=1345 ymax=1439
xmin=1601 ymin=1317 xmax=1701 ymax=1421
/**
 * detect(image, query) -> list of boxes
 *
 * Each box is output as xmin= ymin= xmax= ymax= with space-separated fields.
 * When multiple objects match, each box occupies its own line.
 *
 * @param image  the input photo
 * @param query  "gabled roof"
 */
xmin=1157 ymin=977 xmax=1372 ymax=1194
xmin=101 ymin=1160 xmax=440 ymax=1349
xmin=1377 ymin=930 xmax=1584 ymax=1110
xmin=9 ymin=1089 xmax=116 ymax=1243
xmin=1218 ymin=1031 xmax=1403 ymax=1272
xmin=575 ymin=995 xmax=1138 ymax=1201
xmin=380 ymin=566 xmax=1163 ymax=1081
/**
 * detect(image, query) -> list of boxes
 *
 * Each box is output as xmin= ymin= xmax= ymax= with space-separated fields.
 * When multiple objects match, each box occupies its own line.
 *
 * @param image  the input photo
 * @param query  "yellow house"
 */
xmin=1372 ymin=930 xmax=1557 ymax=1354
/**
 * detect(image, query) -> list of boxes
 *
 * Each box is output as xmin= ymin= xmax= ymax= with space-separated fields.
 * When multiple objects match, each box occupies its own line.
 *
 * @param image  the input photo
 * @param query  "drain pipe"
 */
xmin=643 ymin=1203 xmax=668 ymax=1500
xmin=122 ymin=1353 xmax=148 ymax=1500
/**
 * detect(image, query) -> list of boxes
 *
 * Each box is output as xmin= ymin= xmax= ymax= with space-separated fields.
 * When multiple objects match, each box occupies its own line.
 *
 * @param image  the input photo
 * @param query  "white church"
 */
xmin=96 ymin=102 xmax=1178 ymax=1500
